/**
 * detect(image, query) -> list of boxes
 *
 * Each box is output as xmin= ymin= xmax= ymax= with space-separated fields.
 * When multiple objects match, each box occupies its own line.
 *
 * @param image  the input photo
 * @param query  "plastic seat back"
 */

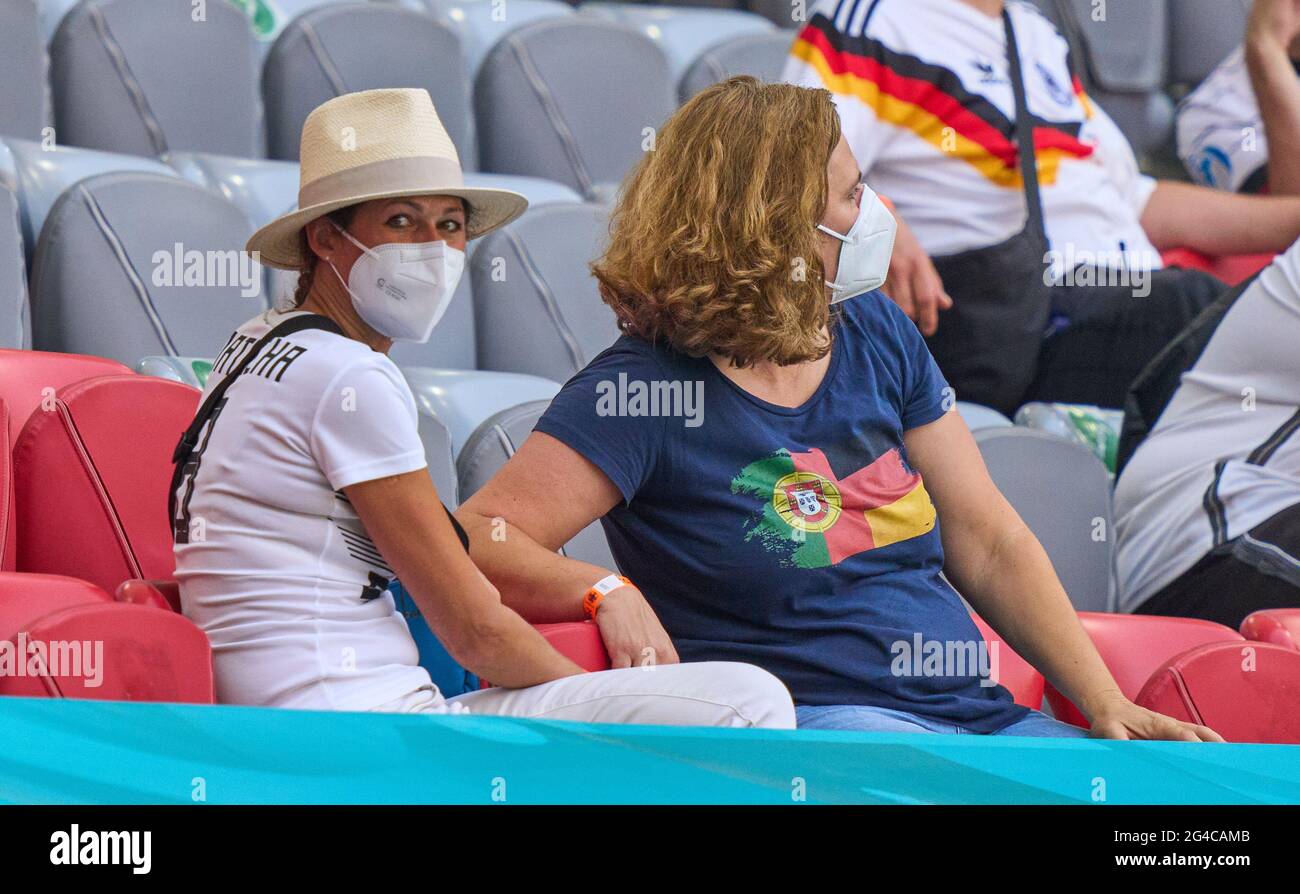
xmin=470 ymin=203 xmax=619 ymax=382
xmin=1241 ymin=609 xmax=1300 ymax=652
xmin=0 ymin=185 xmax=28 ymax=350
xmin=680 ymin=30 xmax=797 ymax=101
xmin=975 ymin=427 xmax=1115 ymax=612
xmin=0 ymin=600 xmax=214 ymax=703
xmin=0 ymin=0 xmax=49 ymax=141
xmin=475 ymin=17 xmax=674 ymax=199
xmin=50 ymin=0 xmax=260 ymax=156
xmin=0 ymin=348 xmax=132 ymax=451
xmin=458 ymin=398 xmax=615 ymax=567
xmin=263 ymin=4 xmax=474 ymax=166
xmin=1137 ymin=641 xmax=1300 ymax=744
xmin=1046 ymin=612 xmax=1243 ymax=727
xmin=28 ymin=172 xmax=266 ymax=365
xmin=12 ymin=374 xmax=200 ymax=595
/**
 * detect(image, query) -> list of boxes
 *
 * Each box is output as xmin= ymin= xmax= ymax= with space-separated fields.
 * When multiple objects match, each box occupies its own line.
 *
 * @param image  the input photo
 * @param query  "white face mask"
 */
xmin=816 ymin=185 xmax=898 ymax=304
xmin=327 ymin=222 xmax=466 ymax=343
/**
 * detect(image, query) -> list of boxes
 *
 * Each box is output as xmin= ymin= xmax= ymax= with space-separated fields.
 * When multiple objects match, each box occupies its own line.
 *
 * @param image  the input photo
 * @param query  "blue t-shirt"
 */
xmin=536 ymin=291 xmax=1026 ymax=732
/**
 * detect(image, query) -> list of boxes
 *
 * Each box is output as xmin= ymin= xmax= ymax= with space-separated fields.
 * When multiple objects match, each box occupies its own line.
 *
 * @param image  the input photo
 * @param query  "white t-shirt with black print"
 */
xmin=173 ymin=309 xmax=436 ymax=711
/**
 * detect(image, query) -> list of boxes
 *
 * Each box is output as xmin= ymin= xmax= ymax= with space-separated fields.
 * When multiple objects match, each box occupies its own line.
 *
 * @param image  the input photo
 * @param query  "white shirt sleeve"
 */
xmin=309 ymin=353 xmax=427 ymax=491
xmin=1087 ymin=101 xmax=1160 ymax=219
xmin=1176 ymin=46 xmax=1268 ymax=193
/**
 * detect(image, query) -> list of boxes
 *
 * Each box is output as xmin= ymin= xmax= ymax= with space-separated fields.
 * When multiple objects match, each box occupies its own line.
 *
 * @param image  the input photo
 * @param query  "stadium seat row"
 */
xmin=0 ymin=0 xmax=795 ymax=197
xmin=0 ymin=0 xmax=1253 ymax=178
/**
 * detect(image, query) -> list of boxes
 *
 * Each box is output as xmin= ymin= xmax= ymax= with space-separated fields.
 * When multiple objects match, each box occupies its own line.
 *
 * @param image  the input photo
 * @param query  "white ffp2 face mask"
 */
xmin=327 ymin=223 xmax=466 ymax=343
xmin=816 ymin=185 xmax=898 ymax=304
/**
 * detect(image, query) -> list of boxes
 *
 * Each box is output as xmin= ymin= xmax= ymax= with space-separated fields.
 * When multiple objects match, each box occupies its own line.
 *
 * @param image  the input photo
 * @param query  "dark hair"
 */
xmin=292 ymin=204 xmax=359 ymax=308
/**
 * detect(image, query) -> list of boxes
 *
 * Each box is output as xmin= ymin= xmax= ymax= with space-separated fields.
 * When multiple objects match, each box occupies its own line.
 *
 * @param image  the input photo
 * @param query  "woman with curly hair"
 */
xmin=459 ymin=77 xmax=1221 ymax=740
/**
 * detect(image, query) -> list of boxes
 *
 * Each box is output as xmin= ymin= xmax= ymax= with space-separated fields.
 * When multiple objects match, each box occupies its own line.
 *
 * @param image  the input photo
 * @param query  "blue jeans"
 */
xmin=795 ymin=704 xmax=1088 ymax=737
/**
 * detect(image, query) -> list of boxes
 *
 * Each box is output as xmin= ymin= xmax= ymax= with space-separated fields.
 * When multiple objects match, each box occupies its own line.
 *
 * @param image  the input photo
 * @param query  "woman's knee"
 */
xmin=689 ymin=661 xmax=796 ymax=730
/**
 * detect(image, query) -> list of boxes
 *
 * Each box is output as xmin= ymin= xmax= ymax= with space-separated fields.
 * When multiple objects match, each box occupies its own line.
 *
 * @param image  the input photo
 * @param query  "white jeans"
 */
xmin=370 ymin=661 xmax=796 ymax=729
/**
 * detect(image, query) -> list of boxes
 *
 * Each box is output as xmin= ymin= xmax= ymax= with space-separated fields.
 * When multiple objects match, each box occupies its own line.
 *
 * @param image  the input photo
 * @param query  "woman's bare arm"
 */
xmin=457 ymin=432 xmax=681 ymax=667
xmin=346 ymin=469 xmax=584 ymax=687
xmin=905 ymin=411 xmax=1221 ymax=741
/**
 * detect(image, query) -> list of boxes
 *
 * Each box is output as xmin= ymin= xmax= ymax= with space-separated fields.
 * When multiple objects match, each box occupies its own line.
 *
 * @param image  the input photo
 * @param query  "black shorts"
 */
xmin=1136 ymin=502 xmax=1300 ymax=630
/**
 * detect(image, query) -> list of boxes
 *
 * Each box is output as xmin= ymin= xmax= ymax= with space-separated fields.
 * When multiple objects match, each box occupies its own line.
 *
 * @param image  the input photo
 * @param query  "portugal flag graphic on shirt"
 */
xmin=730 ymin=446 xmax=936 ymax=569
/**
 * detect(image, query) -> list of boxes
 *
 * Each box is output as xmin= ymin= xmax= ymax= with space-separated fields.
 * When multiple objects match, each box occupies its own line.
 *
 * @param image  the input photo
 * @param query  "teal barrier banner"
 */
xmin=1 ymin=697 xmax=1297 ymax=804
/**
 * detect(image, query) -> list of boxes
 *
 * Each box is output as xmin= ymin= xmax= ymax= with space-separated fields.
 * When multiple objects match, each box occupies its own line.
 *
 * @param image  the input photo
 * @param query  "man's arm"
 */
xmin=1245 ymin=0 xmax=1300 ymax=195
xmin=1141 ymin=179 xmax=1300 ymax=255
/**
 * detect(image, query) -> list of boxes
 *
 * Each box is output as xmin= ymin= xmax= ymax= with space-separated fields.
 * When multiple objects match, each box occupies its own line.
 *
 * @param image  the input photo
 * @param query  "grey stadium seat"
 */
xmin=744 ymin=0 xmax=801 ymax=29
xmin=1034 ymin=0 xmax=1174 ymax=157
xmin=49 ymin=0 xmax=261 ymax=157
xmin=236 ymin=0 xmax=355 ymax=60
xmin=975 ymin=427 xmax=1115 ymax=613
xmin=402 ymin=367 xmax=559 ymax=456
xmin=262 ymin=3 xmax=475 ymax=167
xmin=1168 ymin=0 xmax=1250 ymax=89
xmin=413 ymin=0 xmax=574 ymax=80
xmin=457 ymin=398 xmax=616 ymax=567
xmin=0 ymin=0 xmax=48 ymax=141
xmin=470 ymin=203 xmax=621 ymax=382
xmin=475 ymin=17 xmax=675 ymax=199
xmin=37 ymin=0 xmax=81 ymax=42
xmin=680 ymin=30 xmax=796 ymax=101
xmin=4 ymin=137 xmax=179 ymax=265
xmin=165 ymin=151 xmax=301 ymax=230
xmin=955 ymin=401 xmax=1013 ymax=431
xmin=419 ymin=410 xmax=460 ymax=506
xmin=28 ymin=172 xmax=268 ymax=365
xmin=0 ymin=185 xmax=29 ymax=349
xmin=578 ymin=2 xmax=774 ymax=92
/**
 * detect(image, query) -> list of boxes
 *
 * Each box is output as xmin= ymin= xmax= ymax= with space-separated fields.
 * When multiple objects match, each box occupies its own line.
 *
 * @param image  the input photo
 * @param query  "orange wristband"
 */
xmin=583 ymin=574 xmax=631 ymax=619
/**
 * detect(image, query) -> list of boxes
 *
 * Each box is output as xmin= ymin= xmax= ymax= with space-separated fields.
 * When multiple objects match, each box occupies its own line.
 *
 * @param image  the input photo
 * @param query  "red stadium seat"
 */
xmin=116 ymin=578 xmax=182 ymax=613
xmin=0 ymin=571 xmax=211 ymax=703
xmin=970 ymin=614 xmax=1045 ymax=709
xmin=480 ymin=620 xmax=611 ymax=688
xmin=0 ymin=598 xmax=213 ymax=703
xmin=1045 ymin=612 xmax=1243 ymax=728
xmin=535 ymin=621 xmax=612 ymax=672
xmin=12 ymin=374 xmax=200 ymax=596
xmin=1240 ymin=609 xmax=1300 ymax=652
xmin=0 ymin=571 xmax=114 ymax=615
xmin=0 ymin=349 xmax=132 ymax=451
xmin=0 ymin=400 xmax=14 ymax=572
xmin=1160 ymin=248 xmax=1273 ymax=287
xmin=1136 ymin=641 xmax=1300 ymax=744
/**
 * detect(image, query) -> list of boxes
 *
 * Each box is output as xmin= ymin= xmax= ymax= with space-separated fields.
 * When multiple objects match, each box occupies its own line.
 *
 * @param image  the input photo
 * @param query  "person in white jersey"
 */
xmin=170 ymin=88 xmax=796 ymax=727
xmin=1177 ymin=0 xmax=1300 ymax=196
xmin=1114 ymin=240 xmax=1300 ymax=628
xmin=784 ymin=0 xmax=1300 ymax=412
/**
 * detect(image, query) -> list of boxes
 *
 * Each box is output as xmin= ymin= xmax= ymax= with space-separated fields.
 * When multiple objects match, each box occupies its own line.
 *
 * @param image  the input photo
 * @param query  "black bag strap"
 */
xmin=169 ymin=313 xmax=344 ymax=536
xmin=1003 ymin=8 xmax=1047 ymax=243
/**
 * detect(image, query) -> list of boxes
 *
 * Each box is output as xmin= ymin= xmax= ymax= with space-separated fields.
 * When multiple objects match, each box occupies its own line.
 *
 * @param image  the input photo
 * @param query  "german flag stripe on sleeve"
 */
xmin=791 ymin=13 xmax=1095 ymax=188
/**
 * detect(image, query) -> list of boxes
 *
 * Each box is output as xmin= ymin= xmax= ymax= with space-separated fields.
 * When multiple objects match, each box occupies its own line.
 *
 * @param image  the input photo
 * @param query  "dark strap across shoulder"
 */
xmin=169 ymin=313 xmax=344 ymax=539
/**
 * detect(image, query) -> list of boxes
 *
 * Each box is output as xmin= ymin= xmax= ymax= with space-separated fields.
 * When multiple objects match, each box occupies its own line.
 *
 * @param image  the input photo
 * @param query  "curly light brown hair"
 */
xmin=591 ymin=76 xmax=842 ymax=367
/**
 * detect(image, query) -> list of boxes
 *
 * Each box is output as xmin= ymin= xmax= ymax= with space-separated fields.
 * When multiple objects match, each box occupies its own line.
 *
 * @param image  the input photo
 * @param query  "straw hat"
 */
xmin=247 ymin=88 xmax=528 ymax=269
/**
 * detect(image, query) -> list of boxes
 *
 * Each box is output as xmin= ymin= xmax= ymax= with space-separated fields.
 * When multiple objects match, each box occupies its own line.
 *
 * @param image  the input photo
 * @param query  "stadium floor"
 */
xmin=1 ymin=697 xmax=1296 ymax=805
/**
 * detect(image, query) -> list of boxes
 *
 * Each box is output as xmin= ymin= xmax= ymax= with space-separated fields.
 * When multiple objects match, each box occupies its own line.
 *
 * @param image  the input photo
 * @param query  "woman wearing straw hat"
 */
xmin=170 ymin=88 xmax=795 ymax=725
